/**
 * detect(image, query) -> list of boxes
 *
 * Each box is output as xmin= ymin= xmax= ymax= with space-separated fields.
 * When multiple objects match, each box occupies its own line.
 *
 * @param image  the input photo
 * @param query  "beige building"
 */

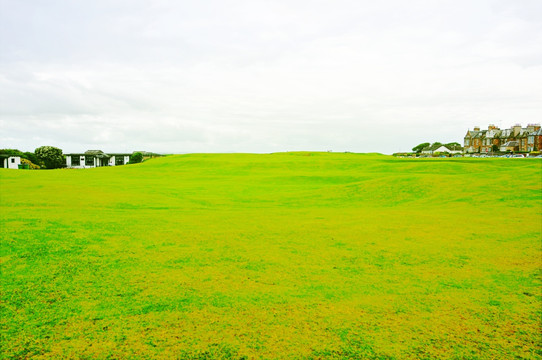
xmin=464 ymin=124 xmax=542 ymax=153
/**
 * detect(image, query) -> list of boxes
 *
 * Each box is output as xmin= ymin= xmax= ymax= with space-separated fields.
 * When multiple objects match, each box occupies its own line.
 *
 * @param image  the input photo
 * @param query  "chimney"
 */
xmin=527 ymin=123 xmax=540 ymax=131
xmin=488 ymin=124 xmax=499 ymax=131
xmin=513 ymin=124 xmax=521 ymax=136
xmin=474 ymin=126 xmax=480 ymax=131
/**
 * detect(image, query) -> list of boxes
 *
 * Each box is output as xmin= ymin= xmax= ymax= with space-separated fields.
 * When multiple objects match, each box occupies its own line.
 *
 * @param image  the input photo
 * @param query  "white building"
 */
xmin=433 ymin=145 xmax=462 ymax=154
xmin=0 ymin=155 xmax=21 ymax=169
xmin=421 ymin=145 xmax=463 ymax=155
xmin=65 ymin=150 xmax=131 ymax=169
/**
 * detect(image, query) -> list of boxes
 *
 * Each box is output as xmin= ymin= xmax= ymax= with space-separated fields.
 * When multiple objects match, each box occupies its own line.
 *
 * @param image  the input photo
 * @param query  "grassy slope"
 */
xmin=1 ymin=153 xmax=541 ymax=359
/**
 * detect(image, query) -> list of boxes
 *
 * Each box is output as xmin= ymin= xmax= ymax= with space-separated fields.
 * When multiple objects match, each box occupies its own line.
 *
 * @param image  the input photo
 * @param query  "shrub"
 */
xmin=129 ymin=152 xmax=143 ymax=164
xmin=35 ymin=146 xmax=64 ymax=169
xmin=20 ymin=158 xmax=40 ymax=169
xmin=23 ymin=152 xmax=40 ymax=165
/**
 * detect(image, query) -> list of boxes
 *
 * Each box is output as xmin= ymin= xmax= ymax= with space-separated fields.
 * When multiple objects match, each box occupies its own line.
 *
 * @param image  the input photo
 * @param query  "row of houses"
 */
xmin=464 ymin=124 xmax=542 ymax=153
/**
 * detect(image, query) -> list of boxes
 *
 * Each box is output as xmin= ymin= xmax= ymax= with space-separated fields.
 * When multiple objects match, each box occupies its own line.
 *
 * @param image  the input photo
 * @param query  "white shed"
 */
xmin=0 ymin=155 xmax=21 ymax=169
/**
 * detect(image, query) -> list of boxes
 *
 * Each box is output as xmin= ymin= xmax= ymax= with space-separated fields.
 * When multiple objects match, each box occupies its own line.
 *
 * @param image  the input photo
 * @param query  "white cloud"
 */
xmin=1 ymin=0 xmax=541 ymax=154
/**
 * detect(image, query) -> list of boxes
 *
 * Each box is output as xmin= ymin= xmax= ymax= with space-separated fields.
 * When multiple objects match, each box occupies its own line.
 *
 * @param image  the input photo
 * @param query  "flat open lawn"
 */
xmin=1 ymin=153 xmax=541 ymax=359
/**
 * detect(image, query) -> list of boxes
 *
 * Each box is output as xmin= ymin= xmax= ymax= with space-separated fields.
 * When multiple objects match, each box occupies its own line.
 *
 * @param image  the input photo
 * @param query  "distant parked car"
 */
xmin=512 ymin=154 xmax=525 ymax=158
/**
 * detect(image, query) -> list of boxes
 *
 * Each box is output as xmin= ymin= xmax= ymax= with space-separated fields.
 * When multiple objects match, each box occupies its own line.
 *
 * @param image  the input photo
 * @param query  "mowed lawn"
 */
xmin=1 ymin=153 xmax=541 ymax=359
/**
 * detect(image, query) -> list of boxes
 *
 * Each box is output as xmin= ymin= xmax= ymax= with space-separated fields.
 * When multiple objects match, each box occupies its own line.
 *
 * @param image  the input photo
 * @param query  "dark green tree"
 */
xmin=129 ymin=152 xmax=143 ymax=164
xmin=23 ymin=152 xmax=40 ymax=165
xmin=0 ymin=149 xmax=24 ymax=157
xmin=445 ymin=142 xmax=461 ymax=149
xmin=412 ymin=142 xmax=430 ymax=153
xmin=35 ymin=146 xmax=64 ymax=169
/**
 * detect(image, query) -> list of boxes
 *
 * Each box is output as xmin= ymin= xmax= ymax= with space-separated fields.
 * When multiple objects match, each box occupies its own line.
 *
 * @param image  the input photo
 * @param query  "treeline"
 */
xmin=1 ymin=146 xmax=145 ymax=169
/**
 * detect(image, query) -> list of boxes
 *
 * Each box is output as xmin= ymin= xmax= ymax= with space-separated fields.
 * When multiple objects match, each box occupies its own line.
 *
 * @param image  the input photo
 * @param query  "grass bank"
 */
xmin=1 ymin=153 xmax=541 ymax=359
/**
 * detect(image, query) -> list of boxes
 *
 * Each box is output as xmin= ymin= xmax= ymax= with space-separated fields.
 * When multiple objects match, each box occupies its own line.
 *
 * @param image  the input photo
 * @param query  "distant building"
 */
xmin=421 ymin=144 xmax=463 ymax=155
xmin=464 ymin=124 xmax=542 ymax=153
xmin=0 ymin=155 xmax=21 ymax=169
xmin=434 ymin=145 xmax=462 ymax=154
xmin=65 ymin=150 xmax=132 ymax=168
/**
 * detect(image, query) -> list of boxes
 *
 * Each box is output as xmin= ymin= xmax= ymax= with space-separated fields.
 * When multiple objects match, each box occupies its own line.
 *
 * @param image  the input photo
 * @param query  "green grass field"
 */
xmin=1 ymin=153 xmax=541 ymax=359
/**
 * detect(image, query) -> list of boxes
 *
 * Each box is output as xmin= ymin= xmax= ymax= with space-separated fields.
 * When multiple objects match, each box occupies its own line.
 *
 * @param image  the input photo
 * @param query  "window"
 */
xmin=115 ymin=156 xmax=124 ymax=166
xmin=72 ymin=156 xmax=80 ymax=166
xmin=85 ymin=156 xmax=94 ymax=166
xmin=11 ymin=158 xmax=15 ymax=163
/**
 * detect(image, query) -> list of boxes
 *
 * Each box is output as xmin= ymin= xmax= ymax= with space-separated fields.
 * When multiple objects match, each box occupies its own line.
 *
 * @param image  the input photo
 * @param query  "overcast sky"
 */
xmin=1 ymin=0 xmax=541 ymax=154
